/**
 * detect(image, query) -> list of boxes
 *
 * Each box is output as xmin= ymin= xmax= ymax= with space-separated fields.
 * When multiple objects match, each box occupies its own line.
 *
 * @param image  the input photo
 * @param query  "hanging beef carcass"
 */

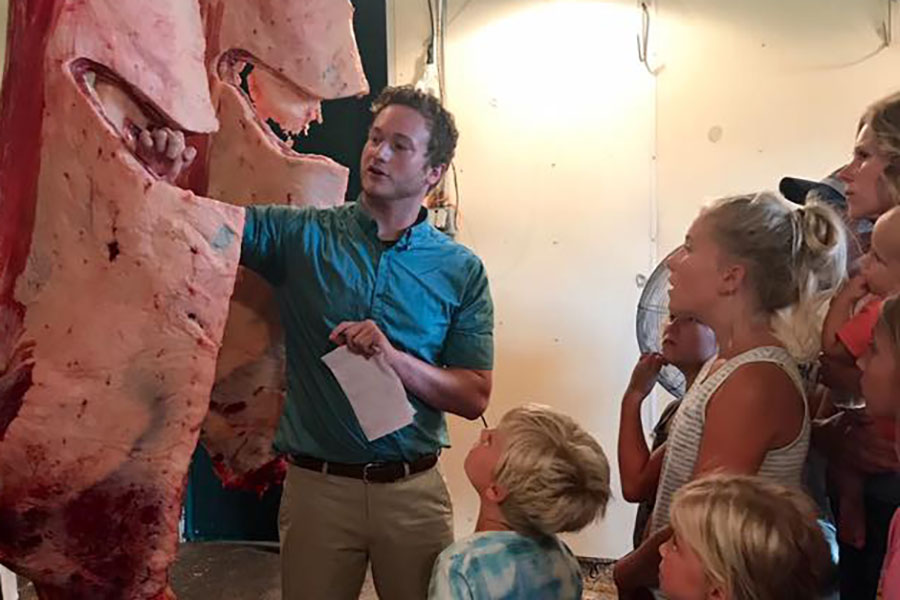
xmin=0 ymin=0 xmax=370 ymax=594
xmin=0 ymin=0 xmax=244 ymax=597
xmin=195 ymin=0 xmax=369 ymax=490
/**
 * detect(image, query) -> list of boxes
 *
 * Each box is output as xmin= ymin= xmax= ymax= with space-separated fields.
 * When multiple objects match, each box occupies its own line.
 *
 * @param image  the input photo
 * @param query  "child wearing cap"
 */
xmin=427 ymin=404 xmax=611 ymax=600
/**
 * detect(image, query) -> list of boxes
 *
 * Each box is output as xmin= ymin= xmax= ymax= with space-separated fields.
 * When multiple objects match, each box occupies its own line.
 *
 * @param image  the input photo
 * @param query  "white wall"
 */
xmin=389 ymin=0 xmax=900 ymax=559
xmin=391 ymin=0 xmax=657 ymax=558
xmin=654 ymin=0 xmax=900 ymax=254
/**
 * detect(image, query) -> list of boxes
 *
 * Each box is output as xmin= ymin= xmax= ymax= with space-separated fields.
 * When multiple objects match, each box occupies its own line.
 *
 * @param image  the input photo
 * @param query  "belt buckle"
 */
xmin=362 ymin=462 xmax=381 ymax=484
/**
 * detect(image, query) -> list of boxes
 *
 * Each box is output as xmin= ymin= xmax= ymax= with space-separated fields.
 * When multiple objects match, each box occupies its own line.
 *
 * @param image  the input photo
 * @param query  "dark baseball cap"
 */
xmin=779 ymin=169 xmax=846 ymax=210
xmin=780 ymin=168 xmax=874 ymax=255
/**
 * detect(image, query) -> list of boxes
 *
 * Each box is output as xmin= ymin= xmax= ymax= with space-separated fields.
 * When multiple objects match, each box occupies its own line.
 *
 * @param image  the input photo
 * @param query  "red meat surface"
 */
xmin=0 ymin=1 xmax=241 ymax=597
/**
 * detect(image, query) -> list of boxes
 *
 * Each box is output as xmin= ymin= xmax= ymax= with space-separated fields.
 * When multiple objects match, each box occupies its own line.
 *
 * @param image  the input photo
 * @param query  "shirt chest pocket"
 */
xmin=294 ymin=251 xmax=374 ymax=328
xmin=374 ymin=267 xmax=457 ymax=360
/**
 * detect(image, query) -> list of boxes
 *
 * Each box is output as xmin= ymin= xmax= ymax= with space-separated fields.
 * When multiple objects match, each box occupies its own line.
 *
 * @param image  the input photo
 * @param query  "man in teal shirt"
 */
xmin=242 ymin=86 xmax=494 ymax=599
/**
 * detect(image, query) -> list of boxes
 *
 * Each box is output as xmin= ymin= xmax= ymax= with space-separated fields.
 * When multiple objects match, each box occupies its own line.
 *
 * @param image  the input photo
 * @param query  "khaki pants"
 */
xmin=278 ymin=463 xmax=454 ymax=600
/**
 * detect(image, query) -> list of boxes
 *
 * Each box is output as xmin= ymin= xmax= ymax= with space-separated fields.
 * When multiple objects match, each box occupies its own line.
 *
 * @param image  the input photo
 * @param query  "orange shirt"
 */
xmin=837 ymin=297 xmax=893 ymax=440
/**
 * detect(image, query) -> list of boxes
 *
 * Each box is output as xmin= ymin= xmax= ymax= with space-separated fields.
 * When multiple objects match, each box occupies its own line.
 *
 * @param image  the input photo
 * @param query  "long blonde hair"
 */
xmin=670 ymin=474 xmax=833 ymax=600
xmin=860 ymin=91 xmax=900 ymax=207
xmin=704 ymin=192 xmax=847 ymax=361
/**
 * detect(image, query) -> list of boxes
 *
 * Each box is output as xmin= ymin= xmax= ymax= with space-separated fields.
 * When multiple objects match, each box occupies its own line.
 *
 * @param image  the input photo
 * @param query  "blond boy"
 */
xmin=428 ymin=404 xmax=611 ymax=600
xmin=660 ymin=474 xmax=833 ymax=600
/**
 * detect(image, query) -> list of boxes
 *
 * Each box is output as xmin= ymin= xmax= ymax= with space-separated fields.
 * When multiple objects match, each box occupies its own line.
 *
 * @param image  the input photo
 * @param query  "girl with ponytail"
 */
xmin=614 ymin=192 xmax=846 ymax=597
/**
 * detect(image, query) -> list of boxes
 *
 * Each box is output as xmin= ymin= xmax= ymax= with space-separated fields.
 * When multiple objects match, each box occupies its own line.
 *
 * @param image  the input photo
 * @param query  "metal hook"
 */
xmin=636 ymin=1 xmax=663 ymax=75
xmin=883 ymin=0 xmax=894 ymax=47
xmin=636 ymin=2 xmax=649 ymax=64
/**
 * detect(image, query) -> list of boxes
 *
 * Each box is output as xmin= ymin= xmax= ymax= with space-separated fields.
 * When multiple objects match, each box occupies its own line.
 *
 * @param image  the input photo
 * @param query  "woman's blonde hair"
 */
xmin=704 ymin=192 xmax=848 ymax=361
xmin=494 ymin=404 xmax=611 ymax=538
xmin=670 ymin=474 xmax=833 ymax=600
xmin=860 ymin=91 xmax=900 ymax=207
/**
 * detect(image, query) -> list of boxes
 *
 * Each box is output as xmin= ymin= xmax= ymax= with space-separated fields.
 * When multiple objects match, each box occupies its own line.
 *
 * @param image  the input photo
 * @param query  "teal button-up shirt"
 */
xmin=241 ymin=201 xmax=494 ymax=463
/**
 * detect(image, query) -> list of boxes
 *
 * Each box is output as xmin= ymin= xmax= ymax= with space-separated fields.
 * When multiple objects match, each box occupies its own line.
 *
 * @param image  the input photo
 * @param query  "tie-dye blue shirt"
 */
xmin=428 ymin=531 xmax=583 ymax=600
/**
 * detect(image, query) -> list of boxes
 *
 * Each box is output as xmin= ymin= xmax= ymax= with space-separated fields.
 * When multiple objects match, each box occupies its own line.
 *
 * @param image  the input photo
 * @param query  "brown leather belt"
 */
xmin=288 ymin=453 xmax=438 ymax=484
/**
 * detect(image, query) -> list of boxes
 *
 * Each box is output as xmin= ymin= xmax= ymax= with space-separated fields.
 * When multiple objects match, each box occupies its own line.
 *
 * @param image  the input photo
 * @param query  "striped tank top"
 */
xmin=649 ymin=346 xmax=810 ymax=533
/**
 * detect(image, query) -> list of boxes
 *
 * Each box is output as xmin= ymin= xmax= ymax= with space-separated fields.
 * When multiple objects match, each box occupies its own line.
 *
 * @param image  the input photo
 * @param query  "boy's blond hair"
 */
xmin=493 ymin=404 xmax=611 ymax=538
xmin=670 ymin=474 xmax=832 ymax=600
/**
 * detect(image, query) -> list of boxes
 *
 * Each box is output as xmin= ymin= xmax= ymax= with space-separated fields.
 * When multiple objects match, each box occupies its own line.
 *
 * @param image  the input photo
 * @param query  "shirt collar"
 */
xmin=353 ymin=194 xmax=431 ymax=250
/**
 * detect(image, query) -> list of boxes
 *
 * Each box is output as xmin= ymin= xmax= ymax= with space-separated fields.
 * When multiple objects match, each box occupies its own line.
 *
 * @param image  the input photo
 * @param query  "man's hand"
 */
xmin=329 ymin=320 xmax=396 ymax=360
xmin=329 ymin=320 xmax=490 ymax=419
xmin=625 ymin=353 xmax=665 ymax=401
xmin=813 ymin=410 xmax=900 ymax=474
xmin=127 ymin=126 xmax=197 ymax=183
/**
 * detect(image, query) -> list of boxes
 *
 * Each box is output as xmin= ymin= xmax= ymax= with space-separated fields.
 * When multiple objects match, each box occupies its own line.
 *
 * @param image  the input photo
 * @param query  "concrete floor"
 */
xmin=167 ymin=543 xmax=382 ymax=600
xmin=169 ymin=543 xmax=288 ymax=600
xmin=15 ymin=543 xmax=378 ymax=600
xmin=15 ymin=543 xmax=616 ymax=599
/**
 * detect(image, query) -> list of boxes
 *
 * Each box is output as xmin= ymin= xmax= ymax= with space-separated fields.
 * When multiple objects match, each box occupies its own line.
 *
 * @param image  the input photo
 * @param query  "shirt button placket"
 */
xmin=371 ymin=249 xmax=390 ymax=320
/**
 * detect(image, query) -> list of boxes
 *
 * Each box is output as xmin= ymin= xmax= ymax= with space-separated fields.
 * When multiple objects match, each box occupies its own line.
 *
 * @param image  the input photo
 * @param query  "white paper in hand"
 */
xmin=321 ymin=346 xmax=415 ymax=441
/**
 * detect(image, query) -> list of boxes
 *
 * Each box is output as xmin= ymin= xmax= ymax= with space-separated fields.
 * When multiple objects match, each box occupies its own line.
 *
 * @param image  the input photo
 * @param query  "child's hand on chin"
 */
xmin=625 ymin=353 xmax=667 ymax=400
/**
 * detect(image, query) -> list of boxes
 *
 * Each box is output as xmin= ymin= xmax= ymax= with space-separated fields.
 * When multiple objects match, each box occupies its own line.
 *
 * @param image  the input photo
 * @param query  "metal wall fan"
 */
xmin=635 ymin=247 xmax=686 ymax=398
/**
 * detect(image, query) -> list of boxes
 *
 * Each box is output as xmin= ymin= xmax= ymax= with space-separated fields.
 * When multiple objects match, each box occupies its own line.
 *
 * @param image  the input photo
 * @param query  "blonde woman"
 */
xmin=615 ymin=192 xmax=846 ymax=597
xmin=428 ymin=404 xmax=611 ymax=600
xmin=839 ymin=92 xmax=900 ymax=220
xmin=815 ymin=91 xmax=900 ymax=598
xmin=659 ymin=474 xmax=833 ymax=600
